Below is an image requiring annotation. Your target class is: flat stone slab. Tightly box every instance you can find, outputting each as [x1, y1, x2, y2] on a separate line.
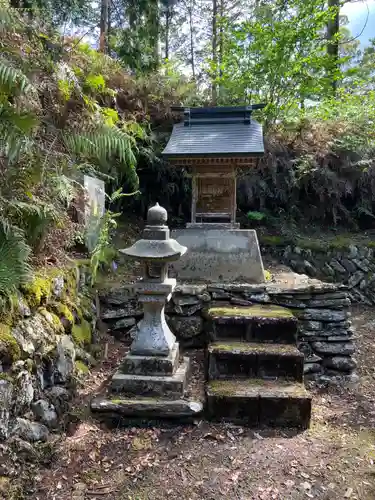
[208, 342, 304, 382]
[205, 305, 298, 344]
[206, 379, 311, 428]
[111, 357, 190, 398]
[91, 397, 203, 419]
[170, 229, 265, 283]
[120, 343, 180, 376]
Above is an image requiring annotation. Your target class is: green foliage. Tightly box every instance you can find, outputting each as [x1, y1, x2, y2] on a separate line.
[89, 188, 138, 285]
[72, 319, 92, 347]
[246, 211, 266, 221]
[215, 1, 333, 122]
[0, 323, 21, 365]
[0, 62, 32, 95]
[0, 222, 32, 301]
[84, 74, 106, 92]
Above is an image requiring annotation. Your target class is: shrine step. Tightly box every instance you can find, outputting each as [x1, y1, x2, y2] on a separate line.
[206, 379, 311, 428]
[111, 358, 190, 398]
[205, 305, 297, 344]
[207, 342, 304, 382]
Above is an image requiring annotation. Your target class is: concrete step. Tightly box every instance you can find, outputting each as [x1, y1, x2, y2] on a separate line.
[208, 342, 304, 382]
[206, 379, 311, 428]
[205, 305, 297, 344]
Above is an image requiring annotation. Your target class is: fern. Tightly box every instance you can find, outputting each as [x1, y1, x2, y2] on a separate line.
[8, 199, 60, 249]
[63, 125, 139, 188]
[0, 2, 21, 33]
[0, 61, 32, 95]
[0, 220, 32, 298]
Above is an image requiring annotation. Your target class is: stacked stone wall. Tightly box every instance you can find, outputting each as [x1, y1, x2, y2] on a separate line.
[0, 265, 96, 443]
[262, 240, 375, 304]
[101, 276, 356, 384]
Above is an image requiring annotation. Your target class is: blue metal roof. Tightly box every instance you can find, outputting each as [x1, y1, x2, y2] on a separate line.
[162, 106, 265, 158]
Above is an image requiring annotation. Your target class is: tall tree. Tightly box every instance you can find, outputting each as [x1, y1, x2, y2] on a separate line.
[212, 0, 218, 104]
[99, 0, 109, 53]
[327, 0, 340, 95]
[216, 0, 334, 122]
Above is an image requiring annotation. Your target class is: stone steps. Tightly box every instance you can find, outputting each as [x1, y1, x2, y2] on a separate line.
[206, 379, 311, 428]
[208, 342, 304, 382]
[205, 304, 298, 344]
[205, 305, 311, 428]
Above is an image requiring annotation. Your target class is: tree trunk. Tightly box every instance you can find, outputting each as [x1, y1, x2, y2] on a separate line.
[165, 8, 170, 60]
[218, 0, 224, 100]
[212, 0, 218, 105]
[99, 0, 109, 53]
[327, 0, 340, 95]
[188, 4, 195, 78]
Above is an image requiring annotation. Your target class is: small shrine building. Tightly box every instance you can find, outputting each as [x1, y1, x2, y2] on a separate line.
[162, 105, 265, 228]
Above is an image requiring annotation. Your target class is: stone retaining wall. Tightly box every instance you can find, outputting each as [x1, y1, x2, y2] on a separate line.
[262, 240, 375, 305]
[100, 273, 356, 384]
[0, 265, 96, 443]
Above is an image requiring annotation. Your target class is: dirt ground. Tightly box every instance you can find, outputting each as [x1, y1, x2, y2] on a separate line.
[4, 305, 369, 500]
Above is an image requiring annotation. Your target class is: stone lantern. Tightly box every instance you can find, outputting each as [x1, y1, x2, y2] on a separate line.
[110, 203, 190, 397]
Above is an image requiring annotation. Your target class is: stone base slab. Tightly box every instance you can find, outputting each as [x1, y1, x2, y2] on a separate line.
[170, 228, 265, 283]
[120, 343, 180, 376]
[91, 397, 203, 419]
[111, 357, 190, 397]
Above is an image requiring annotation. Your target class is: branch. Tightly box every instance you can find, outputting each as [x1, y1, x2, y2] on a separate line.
[340, 0, 370, 44]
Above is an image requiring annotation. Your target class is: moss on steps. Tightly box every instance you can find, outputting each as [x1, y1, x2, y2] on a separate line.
[206, 304, 294, 320]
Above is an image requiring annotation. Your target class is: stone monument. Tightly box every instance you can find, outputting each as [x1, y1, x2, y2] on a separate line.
[91, 203, 203, 419]
[83, 175, 106, 252]
[163, 105, 266, 283]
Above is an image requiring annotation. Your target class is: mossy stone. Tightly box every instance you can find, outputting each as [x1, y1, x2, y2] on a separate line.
[206, 304, 294, 319]
[38, 307, 64, 332]
[0, 323, 21, 365]
[72, 319, 92, 347]
[0, 372, 14, 382]
[75, 360, 89, 374]
[48, 302, 74, 324]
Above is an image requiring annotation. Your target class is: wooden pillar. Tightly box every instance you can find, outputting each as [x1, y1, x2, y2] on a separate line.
[191, 174, 197, 224]
[231, 175, 236, 226]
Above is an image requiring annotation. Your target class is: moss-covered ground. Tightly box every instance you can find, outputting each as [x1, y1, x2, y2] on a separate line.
[0, 305, 366, 499]
[258, 228, 375, 252]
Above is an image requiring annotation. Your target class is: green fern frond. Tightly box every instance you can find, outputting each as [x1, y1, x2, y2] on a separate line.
[0, 218, 32, 296]
[0, 2, 21, 33]
[63, 124, 139, 188]
[8, 199, 60, 248]
[0, 61, 32, 95]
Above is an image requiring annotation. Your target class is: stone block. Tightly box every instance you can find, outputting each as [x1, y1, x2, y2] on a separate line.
[168, 316, 204, 340]
[111, 357, 190, 398]
[120, 343, 180, 376]
[312, 341, 355, 356]
[323, 356, 357, 372]
[208, 343, 258, 379]
[206, 381, 259, 426]
[91, 397, 203, 419]
[259, 388, 311, 429]
[206, 305, 298, 344]
[208, 342, 304, 382]
[206, 379, 311, 428]
[298, 309, 349, 323]
[170, 228, 265, 283]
